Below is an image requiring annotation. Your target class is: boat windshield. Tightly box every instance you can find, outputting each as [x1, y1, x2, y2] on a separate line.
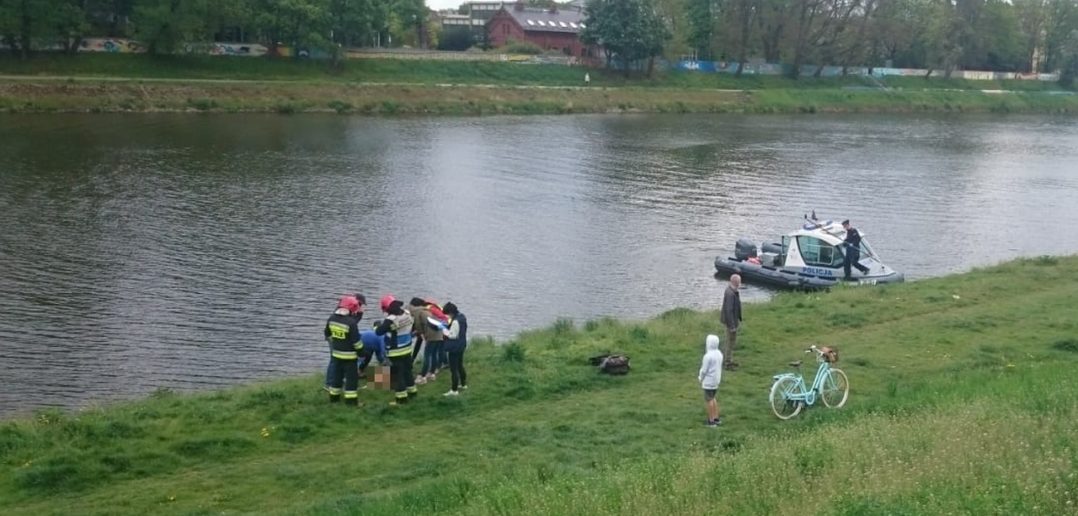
[797, 235, 844, 267]
[860, 239, 876, 259]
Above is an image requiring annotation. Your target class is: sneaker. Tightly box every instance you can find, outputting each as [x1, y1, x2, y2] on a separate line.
[714, 418, 723, 426]
[443, 390, 459, 397]
[461, 385, 469, 390]
[427, 373, 437, 382]
[705, 420, 718, 428]
[415, 376, 427, 385]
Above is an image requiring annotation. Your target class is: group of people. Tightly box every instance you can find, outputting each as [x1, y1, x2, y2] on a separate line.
[697, 272, 744, 428]
[323, 293, 468, 407]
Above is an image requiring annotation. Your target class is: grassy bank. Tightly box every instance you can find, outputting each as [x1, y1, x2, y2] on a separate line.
[2, 54, 1070, 91]
[1, 54, 1076, 115]
[2, 256, 1077, 515]
[3, 78, 1078, 116]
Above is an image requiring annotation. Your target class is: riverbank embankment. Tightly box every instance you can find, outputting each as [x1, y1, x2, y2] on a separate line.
[1, 256, 1076, 514]
[2, 54, 1076, 115]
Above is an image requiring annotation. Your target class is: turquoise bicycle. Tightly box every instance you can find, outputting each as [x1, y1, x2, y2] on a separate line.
[769, 345, 849, 420]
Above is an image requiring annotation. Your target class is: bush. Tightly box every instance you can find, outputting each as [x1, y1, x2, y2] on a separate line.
[502, 341, 527, 363]
[497, 40, 543, 55]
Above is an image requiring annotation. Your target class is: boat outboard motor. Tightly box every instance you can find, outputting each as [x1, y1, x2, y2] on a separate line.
[734, 238, 758, 260]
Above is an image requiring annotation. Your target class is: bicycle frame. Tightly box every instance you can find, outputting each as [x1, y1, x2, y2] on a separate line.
[772, 359, 831, 407]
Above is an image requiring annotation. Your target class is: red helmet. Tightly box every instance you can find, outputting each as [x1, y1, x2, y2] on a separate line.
[338, 296, 360, 314]
[379, 294, 396, 312]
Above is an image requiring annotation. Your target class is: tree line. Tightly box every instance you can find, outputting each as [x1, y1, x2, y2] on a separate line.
[583, 0, 1078, 81]
[0, 0, 431, 57]
[3, 0, 1077, 84]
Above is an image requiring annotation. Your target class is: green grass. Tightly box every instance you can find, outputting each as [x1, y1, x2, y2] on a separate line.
[2, 256, 1078, 514]
[0, 53, 1072, 92]
[2, 54, 1076, 115]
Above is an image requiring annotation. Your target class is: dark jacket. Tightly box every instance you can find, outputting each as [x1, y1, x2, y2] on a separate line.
[324, 310, 361, 359]
[843, 227, 862, 249]
[720, 286, 742, 329]
[444, 312, 468, 353]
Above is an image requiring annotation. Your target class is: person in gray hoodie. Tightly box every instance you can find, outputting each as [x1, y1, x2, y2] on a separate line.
[698, 334, 724, 427]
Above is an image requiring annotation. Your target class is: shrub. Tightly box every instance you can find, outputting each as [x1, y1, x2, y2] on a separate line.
[502, 341, 527, 363]
[497, 40, 543, 55]
[327, 99, 353, 113]
[552, 318, 573, 335]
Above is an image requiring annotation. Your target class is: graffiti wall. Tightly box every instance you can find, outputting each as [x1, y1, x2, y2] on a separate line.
[676, 60, 1061, 81]
[78, 38, 144, 53]
[207, 43, 269, 57]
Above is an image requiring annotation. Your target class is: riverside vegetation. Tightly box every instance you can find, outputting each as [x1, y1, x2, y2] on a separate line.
[1, 256, 1076, 514]
[1, 54, 1077, 115]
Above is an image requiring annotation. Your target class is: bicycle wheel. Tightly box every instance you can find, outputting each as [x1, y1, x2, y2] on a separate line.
[769, 376, 803, 420]
[820, 368, 849, 408]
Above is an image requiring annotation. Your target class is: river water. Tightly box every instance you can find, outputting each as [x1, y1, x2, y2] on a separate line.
[1, 113, 1076, 417]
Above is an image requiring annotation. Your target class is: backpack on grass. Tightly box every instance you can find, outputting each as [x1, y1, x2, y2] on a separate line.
[589, 354, 631, 375]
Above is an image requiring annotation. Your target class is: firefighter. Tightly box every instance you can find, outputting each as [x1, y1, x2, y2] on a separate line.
[375, 294, 417, 405]
[324, 295, 363, 405]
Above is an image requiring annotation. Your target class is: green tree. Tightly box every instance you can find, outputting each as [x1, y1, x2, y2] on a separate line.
[684, 0, 715, 59]
[251, 0, 331, 53]
[581, 0, 672, 76]
[131, 0, 214, 55]
[0, 0, 87, 58]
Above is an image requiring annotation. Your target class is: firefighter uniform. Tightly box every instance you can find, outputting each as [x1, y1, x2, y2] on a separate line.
[324, 300, 362, 405]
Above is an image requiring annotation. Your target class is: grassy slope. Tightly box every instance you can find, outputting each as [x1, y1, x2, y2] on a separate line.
[1, 54, 1076, 115]
[1, 256, 1077, 515]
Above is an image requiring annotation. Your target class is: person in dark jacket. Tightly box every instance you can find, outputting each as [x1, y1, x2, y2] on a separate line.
[841, 219, 871, 280]
[720, 274, 742, 371]
[324, 296, 363, 405]
[440, 302, 468, 396]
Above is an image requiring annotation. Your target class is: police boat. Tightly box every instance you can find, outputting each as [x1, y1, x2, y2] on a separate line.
[714, 217, 904, 290]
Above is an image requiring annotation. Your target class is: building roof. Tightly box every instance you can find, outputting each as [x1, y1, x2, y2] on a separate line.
[501, 6, 586, 33]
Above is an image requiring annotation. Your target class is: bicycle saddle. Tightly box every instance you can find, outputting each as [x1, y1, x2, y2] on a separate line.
[788, 360, 803, 368]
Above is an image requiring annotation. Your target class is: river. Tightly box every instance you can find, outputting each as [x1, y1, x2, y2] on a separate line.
[1, 113, 1076, 417]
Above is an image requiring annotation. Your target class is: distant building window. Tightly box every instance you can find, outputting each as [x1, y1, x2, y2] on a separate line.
[558, 21, 567, 28]
[569, 22, 578, 28]
[527, 19, 535, 26]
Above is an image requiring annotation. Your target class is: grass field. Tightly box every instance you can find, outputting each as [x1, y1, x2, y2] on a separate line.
[1, 54, 1076, 115]
[1, 255, 1076, 515]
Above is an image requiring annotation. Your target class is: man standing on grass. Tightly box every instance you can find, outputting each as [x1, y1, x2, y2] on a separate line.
[698, 334, 723, 427]
[720, 274, 742, 370]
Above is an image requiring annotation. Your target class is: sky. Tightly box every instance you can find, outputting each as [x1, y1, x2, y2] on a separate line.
[428, 0, 465, 11]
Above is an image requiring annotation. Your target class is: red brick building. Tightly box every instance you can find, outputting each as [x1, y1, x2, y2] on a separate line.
[487, 2, 597, 58]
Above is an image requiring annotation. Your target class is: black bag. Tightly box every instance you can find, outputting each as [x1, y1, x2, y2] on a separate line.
[599, 354, 631, 375]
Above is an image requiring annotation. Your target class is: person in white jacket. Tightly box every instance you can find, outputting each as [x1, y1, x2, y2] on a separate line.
[698, 334, 724, 427]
